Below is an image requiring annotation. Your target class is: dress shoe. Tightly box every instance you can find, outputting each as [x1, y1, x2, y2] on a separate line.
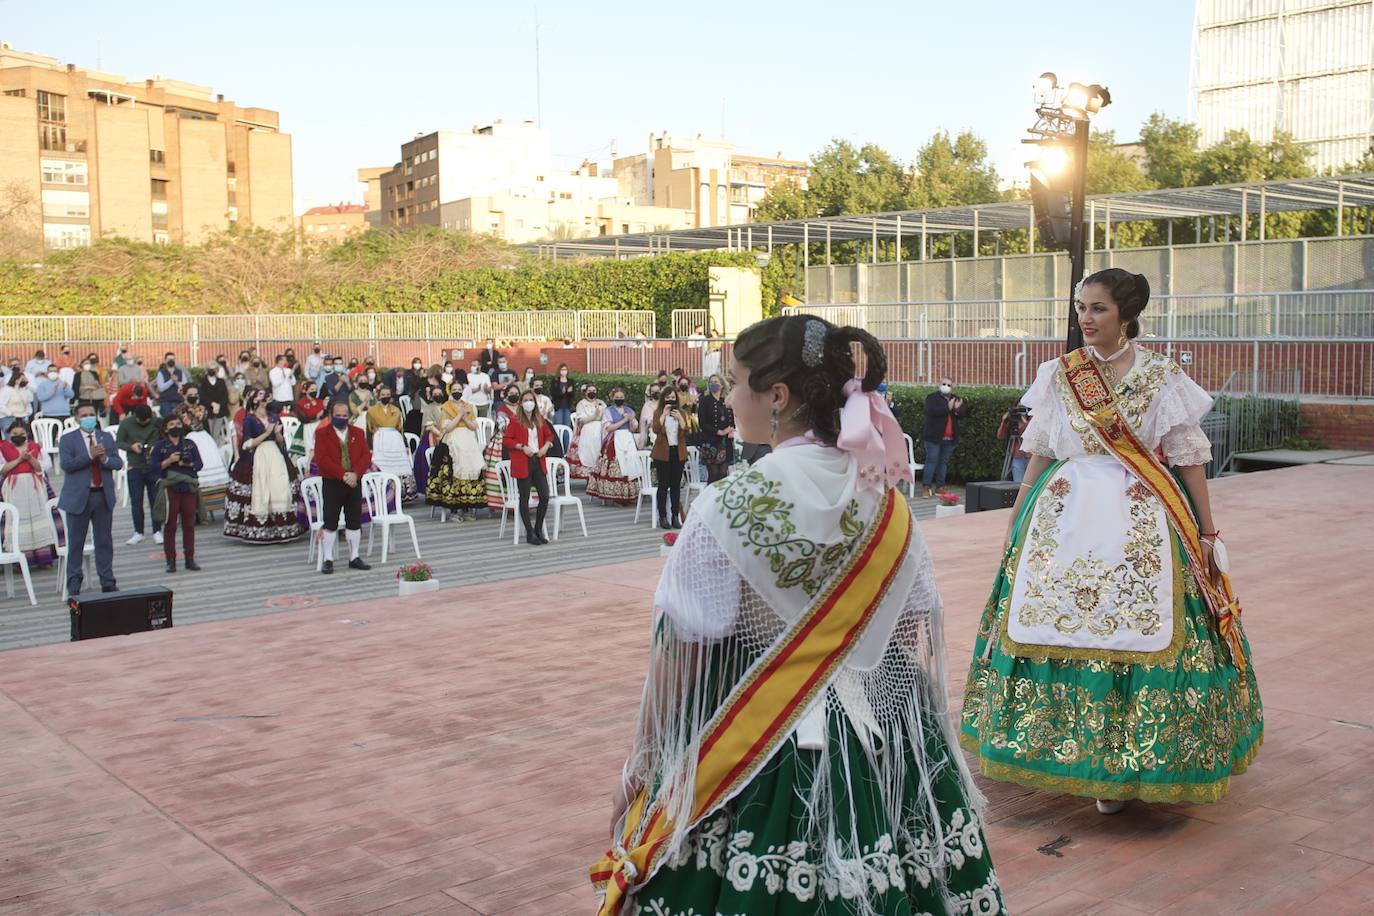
[321, 559, 334, 575]
[348, 557, 372, 571]
[101, 584, 118, 593]
[659, 519, 672, 530]
[165, 559, 177, 573]
[184, 558, 202, 572]
[1095, 799, 1126, 815]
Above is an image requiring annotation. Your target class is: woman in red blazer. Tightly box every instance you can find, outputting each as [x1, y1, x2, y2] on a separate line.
[501, 390, 555, 545]
[313, 399, 373, 573]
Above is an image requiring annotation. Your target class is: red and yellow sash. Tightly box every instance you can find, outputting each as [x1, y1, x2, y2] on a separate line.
[590, 489, 913, 915]
[1059, 349, 1248, 677]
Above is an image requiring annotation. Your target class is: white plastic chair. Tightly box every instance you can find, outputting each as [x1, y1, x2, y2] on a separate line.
[684, 445, 706, 505]
[0, 501, 36, 606]
[32, 418, 65, 462]
[902, 434, 925, 496]
[398, 394, 413, 415]
[300, 476, 325, 570]
[114, 449, 130, 508]
[404, 432, 420, 459]
[544, 457, 587, 540]
[361, 472, 420, 563]
[476, 417, 495, 450]
[633, 449, 658, 525]
[495, 460, 531, 544]
[552, 423, 573, 452]
[46, 497, 94, 601]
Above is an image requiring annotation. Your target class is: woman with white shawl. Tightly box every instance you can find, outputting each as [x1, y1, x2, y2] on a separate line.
[586, 386, 643, 505]
[593, 316, 1002, 916]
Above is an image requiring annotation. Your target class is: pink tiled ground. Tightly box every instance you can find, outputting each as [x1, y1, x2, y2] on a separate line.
[1, 463, 1370, 915]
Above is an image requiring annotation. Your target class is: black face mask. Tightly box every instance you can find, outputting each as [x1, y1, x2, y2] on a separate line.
[10, 435, 26, 445]
[613, 398, 626, 406]
[506, 394, 520, 404]
[379, 396, 391, 403]
[432, 392, 448, 404]
[186, 395, 199, 403]
[678, 383, 690, 391]
[663, 399, 677, 408]
[166, 428, 182, 439]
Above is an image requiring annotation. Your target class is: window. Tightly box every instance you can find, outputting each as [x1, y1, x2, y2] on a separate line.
[150, 149, 165, 165]
[41, 159, 87, 185]
[622, 224, 630, 234]
[2, 88, 24, 98]
[153, 231, 169, 245]
[37, 90, 66, 123]
[39, 123, 67, 151]
[226, 161, 236, 176]
[43, 223, 90, 249]
[228, 206, 238, 222]
[150, 179, 168, 199]
[41, 189, 90, 218]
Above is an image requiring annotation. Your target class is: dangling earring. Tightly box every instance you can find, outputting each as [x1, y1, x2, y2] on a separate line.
[769, 406, 780, 445]
[1116, 328, 1129, 350]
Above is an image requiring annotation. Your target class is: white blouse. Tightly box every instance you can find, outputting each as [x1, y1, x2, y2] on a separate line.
[1019, 347, 1215, 467]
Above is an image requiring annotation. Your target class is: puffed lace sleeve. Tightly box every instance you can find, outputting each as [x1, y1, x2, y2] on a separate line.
[1146, 364, 1215, 466]
[653, 512, 740, 641]
[1017, 359, 1063, 460]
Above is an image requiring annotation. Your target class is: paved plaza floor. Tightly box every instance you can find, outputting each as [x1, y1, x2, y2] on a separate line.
[0, 463, 1370, 914]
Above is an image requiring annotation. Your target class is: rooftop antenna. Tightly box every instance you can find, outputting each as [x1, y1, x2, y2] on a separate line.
[534, 6, 543, 127]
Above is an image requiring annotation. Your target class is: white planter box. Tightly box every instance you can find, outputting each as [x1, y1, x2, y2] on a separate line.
[934, 504, 964, 519]
[659, 543, 674, 557]
[398, 578, 440, 596]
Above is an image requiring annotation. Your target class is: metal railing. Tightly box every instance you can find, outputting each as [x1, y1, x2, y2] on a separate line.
[586, 338, 724, 378]
[786, 290, 1374, 340]
[670, 309, 711, 339]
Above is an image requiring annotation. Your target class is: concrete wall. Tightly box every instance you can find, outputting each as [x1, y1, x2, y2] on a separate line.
[92, 105, 152, 242]
[0, 95, 41, 254]
[174, 118, 229, 244]
[246, 129, 293, 232]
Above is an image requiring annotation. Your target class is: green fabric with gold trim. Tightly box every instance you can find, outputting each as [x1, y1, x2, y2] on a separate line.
[632, 703, 1003, 916]
[960, 462, 1263, 804]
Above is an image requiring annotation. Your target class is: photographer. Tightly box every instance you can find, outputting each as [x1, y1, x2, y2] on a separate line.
[150, 415, 203, 573]
[921, 376, 969, 498]
[997, 404, 1033, 484]
[650, 388, 688, 529]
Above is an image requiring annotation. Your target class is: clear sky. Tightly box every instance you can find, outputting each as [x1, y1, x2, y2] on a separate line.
[4, 0, 1198, 214]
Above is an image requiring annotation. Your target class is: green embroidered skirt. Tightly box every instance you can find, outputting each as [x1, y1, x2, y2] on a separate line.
[960, 464, 1263, 804]
[629, 708, 1004, 916]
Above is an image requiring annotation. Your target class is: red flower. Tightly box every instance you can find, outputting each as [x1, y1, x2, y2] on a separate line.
[662, 532, 677, 546]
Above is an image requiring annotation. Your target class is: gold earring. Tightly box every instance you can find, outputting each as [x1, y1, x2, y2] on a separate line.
[769, 407, 780, 444]
[1117, 328, 1128, 350]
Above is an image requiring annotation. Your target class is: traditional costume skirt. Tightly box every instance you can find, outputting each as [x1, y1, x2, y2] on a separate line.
[628, 701, 1003, 915]
[586, 429, 641, 505]
[960, 458, 1263, 804]
[427, 428, 486, 510]
[188, 430, 228, 518]
[413, 430, 435, 494]
[224, 446, 305, 544]
[568, 419, 600, 481]
[1, 473, 59, 567]
[372, 428, 419, 504]
[482, 429, 506, 511]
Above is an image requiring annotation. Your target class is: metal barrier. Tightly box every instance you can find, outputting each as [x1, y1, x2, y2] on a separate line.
[786, 290, 1374, 340]
[585, 339, 724, 378]
[670, 309, 711, 340]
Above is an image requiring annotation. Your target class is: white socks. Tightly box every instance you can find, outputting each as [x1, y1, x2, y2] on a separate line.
[345, 529, 361, 561]
[321, 529, 338, 562]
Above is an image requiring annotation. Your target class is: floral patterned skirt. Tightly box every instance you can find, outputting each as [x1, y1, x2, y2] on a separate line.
[223, 456, 306, 544]
[587, 456, 639, 505]
[628, 711, 1003, 916]
[960, 465, 1264, 804]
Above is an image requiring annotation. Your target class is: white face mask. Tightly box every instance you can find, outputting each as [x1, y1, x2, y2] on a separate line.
[47, 373, 58, 381]
[939, 384, 952, 395]
[442, 373, 454, 383]
[522, 401, 536, 413]
[82, 363, 93, 371]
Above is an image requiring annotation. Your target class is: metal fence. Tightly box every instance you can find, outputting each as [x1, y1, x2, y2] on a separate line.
[806, 234, 1374, 307]
[785, 290, 1374, 340]
[0, 310, 658, 368]
[670, 309, 711, 339]
[586, 339, 724, 378]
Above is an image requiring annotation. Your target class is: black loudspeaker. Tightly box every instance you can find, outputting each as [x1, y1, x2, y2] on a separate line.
[70, 586, 174, 641]
[964, 481, 1021, 513]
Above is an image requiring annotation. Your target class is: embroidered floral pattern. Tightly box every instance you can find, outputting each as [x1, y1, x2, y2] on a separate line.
[655, 809, 999, 912]
[1014, 474, 1166, 640]
[714, 468, 864, 597]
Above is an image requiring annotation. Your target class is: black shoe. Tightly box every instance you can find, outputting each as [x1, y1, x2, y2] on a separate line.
[185, 558, 201, 572]
[671, 518, 683, 529]
[533, 532, 549, 545]
[659, 519, 672, 530]
[348, 557, 372, 571]
[165, 559, 177, 573]
[101, 584, 118, 593]
[321, 559, 334, 575]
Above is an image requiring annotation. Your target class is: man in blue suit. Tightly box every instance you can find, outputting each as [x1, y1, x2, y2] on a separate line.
[58, 404, 124, 597]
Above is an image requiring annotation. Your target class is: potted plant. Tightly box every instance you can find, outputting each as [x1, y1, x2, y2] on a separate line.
[934, 492, 964, 519]
[396, 561, 439, 595]
[660, 531, 677, 558]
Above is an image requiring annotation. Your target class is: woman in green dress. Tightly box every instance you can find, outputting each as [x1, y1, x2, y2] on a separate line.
[960, 268, 1262, 814]
[594, 315, 1002, 916]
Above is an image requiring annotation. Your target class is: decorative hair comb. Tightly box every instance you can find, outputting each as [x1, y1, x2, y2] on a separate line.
[801, 319, 827, 368]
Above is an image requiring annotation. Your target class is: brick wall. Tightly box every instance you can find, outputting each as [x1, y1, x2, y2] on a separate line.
[1299, 401, 1374, 450]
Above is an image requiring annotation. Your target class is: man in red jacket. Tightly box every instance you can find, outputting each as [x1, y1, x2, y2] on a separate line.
[110, 382, 151, 420]
[313, 399, 373, 574]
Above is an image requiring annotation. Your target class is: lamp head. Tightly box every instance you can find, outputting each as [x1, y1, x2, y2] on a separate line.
[1061, 82, 1091, 120]
[1034, 72, 1058, 96]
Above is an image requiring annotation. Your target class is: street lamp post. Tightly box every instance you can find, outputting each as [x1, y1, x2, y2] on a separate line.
[1024, 74, 1111, 352]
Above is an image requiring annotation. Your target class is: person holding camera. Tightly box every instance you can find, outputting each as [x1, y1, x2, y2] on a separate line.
[156, 353, 190, 417]
[920, 376, 969, 498]
[150, 415, 203, 573]
[997, 404, 1033, 483]
[650, 388, 687, 529]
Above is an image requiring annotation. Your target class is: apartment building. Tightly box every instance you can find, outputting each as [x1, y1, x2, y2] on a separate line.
[613, 133, 809, 228]
[300, 203, 366, 244]
[0, 40, 293, 250]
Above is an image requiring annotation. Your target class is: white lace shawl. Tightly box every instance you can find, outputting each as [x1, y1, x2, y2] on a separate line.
[626, 444, 980, 913]
[1020, 347, 1215, 467]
